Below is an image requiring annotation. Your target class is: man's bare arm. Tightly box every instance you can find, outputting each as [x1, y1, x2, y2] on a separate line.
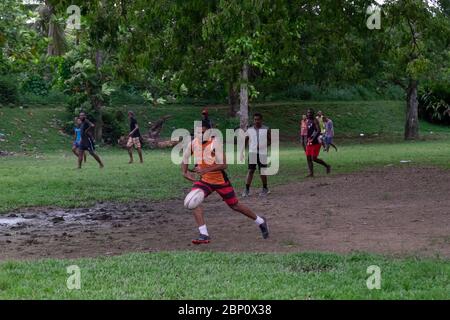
[181, 142, 196, 181]
[129, 124, 139, 136]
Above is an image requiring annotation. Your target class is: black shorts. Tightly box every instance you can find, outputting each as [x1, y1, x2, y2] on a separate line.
[80, 138, 95, 152]
[248, 153, 268, 171]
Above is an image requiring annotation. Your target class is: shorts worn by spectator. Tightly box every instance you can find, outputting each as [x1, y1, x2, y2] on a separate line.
[127, 137, 141, 149]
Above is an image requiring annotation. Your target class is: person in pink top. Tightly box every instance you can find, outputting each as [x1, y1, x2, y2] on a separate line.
[300, 114, 308, 151]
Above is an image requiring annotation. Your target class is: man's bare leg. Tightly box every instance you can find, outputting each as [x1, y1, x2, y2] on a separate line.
[229, 203, 257, 220]
[259, 174, 270, 196]
[313, 157, 330, 174]
[78, 150, 85, 169]
[72, 146, 79, 158]
[242, 169, 255, 197]
[229, 203, 269, 239]
[330, 143, 338, 152]
[193, 206, 206, 227]
[128, 148, 133, 164]
[137, 147, 143, 163]
[306, 156, 314, 177]
[89, 151, 104, 168]
[245, 170, 255, 187]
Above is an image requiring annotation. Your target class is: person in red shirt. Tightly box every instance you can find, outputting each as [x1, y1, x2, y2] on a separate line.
[305, 109, 331, 177]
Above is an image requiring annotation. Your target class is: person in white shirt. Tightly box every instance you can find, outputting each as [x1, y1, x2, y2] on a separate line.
[242, 113, 271, 197]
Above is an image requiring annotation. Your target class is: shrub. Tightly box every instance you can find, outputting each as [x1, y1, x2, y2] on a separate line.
[0, 76, 19, 104]
[419, 83, 450, 125]
[21, 74, 50, 96]
[110, 89, 145, 106]
[19, 90, 68, 106]
[101, 109, 127, 145]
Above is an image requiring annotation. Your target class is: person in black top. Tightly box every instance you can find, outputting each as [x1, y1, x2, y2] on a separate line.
[78, 112, 104, 169]
[305, 108, 330, 177]
[201, 108, 214, 128]
[127, 111, 144, 164]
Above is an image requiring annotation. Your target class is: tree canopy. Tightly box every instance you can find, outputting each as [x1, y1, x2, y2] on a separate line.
[1, 0, 449, 139]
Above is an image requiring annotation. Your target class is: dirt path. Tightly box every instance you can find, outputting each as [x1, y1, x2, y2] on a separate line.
[1, 167, 449, 261]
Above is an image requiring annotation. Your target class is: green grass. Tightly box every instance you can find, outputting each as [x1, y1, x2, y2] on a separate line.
[2, 101, 449, 153]
[0, 106, 68, 152]
[1, 139, 450, 213]
[1, 101, 449, 300]
[1, 99, 450, 213]
[0, 252, 448, 299]
[116, 100, 450, 141]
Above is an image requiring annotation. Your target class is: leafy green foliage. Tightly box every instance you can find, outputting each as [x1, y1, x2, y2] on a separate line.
[21, 74, 50, 96]
[0, 0, 46, 74]
[419, 83, 450, 124]
[0, 75, 19, 104]
[64, 58, 113, 118]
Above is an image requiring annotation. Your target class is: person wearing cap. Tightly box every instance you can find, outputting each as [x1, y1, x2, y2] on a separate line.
[202, 109, 214, 129]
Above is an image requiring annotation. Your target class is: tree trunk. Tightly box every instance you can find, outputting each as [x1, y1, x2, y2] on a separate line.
[94, 112, 103, 142]
[46, 3, 66, 57]
[228, 82, 239, 117]
[404, 79, 419, 140]
[93, 50, 104, 142]
[239, 63, 249, 130]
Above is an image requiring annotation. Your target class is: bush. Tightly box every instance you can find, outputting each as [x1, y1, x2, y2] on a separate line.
[256, 81, 404, 102]
[101, 109, 127, 145]
[110, 89, 145, 106]
[285, 84, 314, 100]
[19, 90, 68, 106]
[0, 76, 19, 104]
[419, 83, 450, 125]
[21, 74, 50, 96]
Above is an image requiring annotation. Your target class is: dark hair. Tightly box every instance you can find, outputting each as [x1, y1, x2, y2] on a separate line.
[253, 112, 263, 119]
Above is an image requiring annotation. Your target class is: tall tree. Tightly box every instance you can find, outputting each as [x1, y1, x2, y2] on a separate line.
[0, 0, 44, 74]
[202, 0, 298, 128]
[381, 0, 450, 139]
[36, 1, 67, 57]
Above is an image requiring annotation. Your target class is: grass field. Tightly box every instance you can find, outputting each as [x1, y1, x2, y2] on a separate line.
[1, 101, 449, 153]
[1, 139, 450, 213]
[0, 252, 449, 299]
[1, 101, 449, 300]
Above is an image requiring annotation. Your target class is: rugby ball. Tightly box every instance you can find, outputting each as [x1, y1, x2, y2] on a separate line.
[184, 189, 205, 210]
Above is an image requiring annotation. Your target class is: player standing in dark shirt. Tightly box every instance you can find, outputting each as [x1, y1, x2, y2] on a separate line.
[127, 111, 144, 164]
[78, 112, 104, 169]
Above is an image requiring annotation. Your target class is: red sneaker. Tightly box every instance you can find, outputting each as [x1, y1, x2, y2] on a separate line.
[192, 234, 211, 245]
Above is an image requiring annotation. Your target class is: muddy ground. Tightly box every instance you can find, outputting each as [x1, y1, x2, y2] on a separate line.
[1, 167, 449, 261]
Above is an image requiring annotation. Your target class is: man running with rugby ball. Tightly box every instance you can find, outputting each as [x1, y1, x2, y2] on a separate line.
[181, 120, 269, 244]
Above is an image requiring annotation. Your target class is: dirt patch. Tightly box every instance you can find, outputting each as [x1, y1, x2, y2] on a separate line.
[1, 166, 449, 261]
